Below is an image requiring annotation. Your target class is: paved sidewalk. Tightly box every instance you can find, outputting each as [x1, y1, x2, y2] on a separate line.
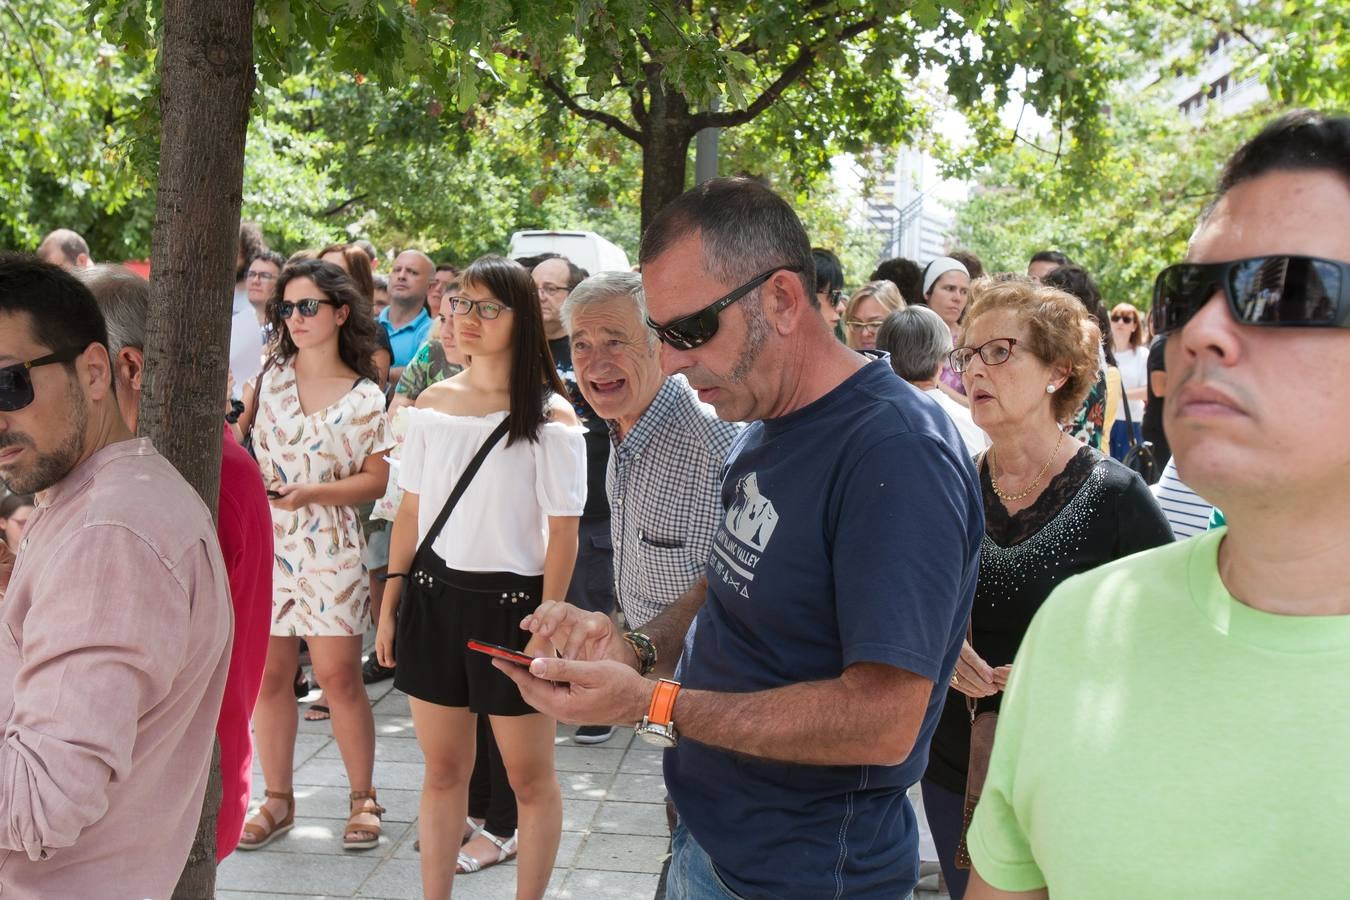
[218, 677, 669, 899]
[220, 675, 951, 899]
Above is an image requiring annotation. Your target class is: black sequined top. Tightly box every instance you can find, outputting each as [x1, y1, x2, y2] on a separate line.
[924, 445, 1173, 794]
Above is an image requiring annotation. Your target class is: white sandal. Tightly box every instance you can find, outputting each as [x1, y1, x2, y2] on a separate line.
[456, 829, 517, 874]
[413, 816, 484, 854]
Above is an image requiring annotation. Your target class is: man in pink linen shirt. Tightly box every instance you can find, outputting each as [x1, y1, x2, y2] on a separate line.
[0, 254, 232, 897]
[82, 263, 274, 861]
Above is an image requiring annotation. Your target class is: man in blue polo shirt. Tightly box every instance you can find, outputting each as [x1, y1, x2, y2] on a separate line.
[379, 249, 433, 381]
[503, 178, 982, 899]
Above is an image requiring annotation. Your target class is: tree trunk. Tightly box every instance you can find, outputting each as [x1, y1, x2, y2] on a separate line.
[173, 739, 223, 900]
[639, 87, 697, 234]
[141, 1, 256, 896]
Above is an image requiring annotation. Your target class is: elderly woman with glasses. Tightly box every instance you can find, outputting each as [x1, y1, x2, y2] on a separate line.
[842, 280, 905, 351]
[918, 277, 1172, 899]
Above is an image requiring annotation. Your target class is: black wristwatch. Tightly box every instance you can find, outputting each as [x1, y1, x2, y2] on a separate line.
[623, 630, 658, 676]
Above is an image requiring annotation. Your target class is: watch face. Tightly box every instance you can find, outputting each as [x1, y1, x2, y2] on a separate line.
[638, 727, 677, 748]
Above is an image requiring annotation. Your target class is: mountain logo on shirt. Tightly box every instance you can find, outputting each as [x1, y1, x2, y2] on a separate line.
[725, 472, 778, 550]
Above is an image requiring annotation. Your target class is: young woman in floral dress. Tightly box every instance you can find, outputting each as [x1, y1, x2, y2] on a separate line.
[237, 258, 393, 852]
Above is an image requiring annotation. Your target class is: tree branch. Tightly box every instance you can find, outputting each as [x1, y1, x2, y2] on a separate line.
[731, 0, 837, 55]
[692, 15, 880, 130]
[2, 5, 54, 112]
[539, 74, 643, 142]
[319, 193, 369, 217]
[1174, 2, 1266, 53]
[491, 42, 644, 141]
[629, 85, 649, 128]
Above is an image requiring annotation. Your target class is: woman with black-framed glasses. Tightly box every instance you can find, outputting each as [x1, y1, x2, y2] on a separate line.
[374, 255, 584, 899]
[237, 259, 394, 854]
[920, 277, 1171, 898]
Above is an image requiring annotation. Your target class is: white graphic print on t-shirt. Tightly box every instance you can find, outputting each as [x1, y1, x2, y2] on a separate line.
[712, 472, 779, 598]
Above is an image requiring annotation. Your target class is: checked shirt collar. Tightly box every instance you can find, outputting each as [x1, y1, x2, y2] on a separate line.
[608, 375, 687, 456]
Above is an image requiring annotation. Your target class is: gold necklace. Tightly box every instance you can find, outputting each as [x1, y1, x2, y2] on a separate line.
[989, 429, 1066, 503]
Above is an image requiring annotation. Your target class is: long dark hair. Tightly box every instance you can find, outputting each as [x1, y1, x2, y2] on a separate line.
[459, 255, 566, 446]
[267, 259, 380, 384]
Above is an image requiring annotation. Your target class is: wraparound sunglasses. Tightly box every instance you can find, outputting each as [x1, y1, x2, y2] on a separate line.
[1151, 255, 1348, 333]
[646, 265, 804, 350]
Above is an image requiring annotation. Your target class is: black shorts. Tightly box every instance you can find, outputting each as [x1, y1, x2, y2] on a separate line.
[393, 553, 543, 716]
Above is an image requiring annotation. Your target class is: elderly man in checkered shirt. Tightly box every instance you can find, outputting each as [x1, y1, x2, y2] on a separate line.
[561, 272, 742, 631]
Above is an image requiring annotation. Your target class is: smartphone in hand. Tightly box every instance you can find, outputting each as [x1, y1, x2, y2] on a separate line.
[466, 640, 536, 668]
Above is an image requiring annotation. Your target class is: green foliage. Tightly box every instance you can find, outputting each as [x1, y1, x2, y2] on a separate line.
[239, 72, 646, 262]
[954, 98, 1275, 305]
[1142, 0, 1350, 109]
[0, 0, 157, 260]
[14, 0, 1342, 276]
[267, 1, 1145, 207]
[952, 0, 1349, 306]
[2, 0, 885, 268]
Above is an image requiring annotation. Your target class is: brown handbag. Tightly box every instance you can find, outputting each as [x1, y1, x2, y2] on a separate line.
[955, 622, 998, 870]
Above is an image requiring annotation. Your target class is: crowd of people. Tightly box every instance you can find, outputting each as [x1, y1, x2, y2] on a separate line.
[0, 107, 1345, 900]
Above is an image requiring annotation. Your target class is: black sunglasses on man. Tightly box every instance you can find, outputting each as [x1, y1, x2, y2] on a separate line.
[1151, 254, 1348, 334]
[647, 265, 804, 350]
[0, 347, 85, 412]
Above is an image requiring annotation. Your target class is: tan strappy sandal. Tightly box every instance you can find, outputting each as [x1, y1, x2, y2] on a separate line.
[344, 788, 385, 851]
[238, 789, 295, 850]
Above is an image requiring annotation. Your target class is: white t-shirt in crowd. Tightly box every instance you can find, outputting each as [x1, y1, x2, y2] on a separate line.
[398, 407, 587, 575]
[925, 388, 990, 457]
[229, 287, 262, 400]
[1115, 345, 1149, 422]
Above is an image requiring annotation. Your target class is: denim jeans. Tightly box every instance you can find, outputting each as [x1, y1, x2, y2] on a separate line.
[667, 822, 747, 900]
[667, 819, 917, 900]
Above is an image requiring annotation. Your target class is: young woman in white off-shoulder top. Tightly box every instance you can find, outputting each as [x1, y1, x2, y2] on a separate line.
[376, 255, 585, 900]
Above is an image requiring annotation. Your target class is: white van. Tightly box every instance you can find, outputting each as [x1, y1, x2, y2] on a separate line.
[507, 230, 632, 275]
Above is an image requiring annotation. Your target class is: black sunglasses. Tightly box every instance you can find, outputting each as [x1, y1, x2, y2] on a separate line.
[0, 347, 85, 412]
[646, 265, 804, 350]
[277, 298, 342, 319]
[1151, 255, 1348, 334]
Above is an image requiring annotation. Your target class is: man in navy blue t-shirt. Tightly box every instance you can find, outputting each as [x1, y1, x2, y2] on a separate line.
[500, 177, 983, 899]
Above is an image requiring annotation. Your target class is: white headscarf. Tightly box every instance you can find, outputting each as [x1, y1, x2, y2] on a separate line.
[922, 257, 970, 297]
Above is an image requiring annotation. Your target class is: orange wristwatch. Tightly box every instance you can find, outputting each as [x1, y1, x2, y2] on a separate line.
[636, 678, 681, 748]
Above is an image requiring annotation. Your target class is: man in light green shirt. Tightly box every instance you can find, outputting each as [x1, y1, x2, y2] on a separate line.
[967, 110, 1350, 898]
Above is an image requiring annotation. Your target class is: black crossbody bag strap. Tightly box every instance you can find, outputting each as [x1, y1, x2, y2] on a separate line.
[414, 417, 510, 561]
[1121, 375, 1139, 447]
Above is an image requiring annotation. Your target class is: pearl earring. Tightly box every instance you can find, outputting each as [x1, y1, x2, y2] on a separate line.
[1046, 384, 1057, 394]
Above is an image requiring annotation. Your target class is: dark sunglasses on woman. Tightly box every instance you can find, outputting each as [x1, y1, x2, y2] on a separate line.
[1151, 255, 1348, 333]
[277, 298, 341, 319]
[647, 265, 803, 350]
[0, 347, 84, 411]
